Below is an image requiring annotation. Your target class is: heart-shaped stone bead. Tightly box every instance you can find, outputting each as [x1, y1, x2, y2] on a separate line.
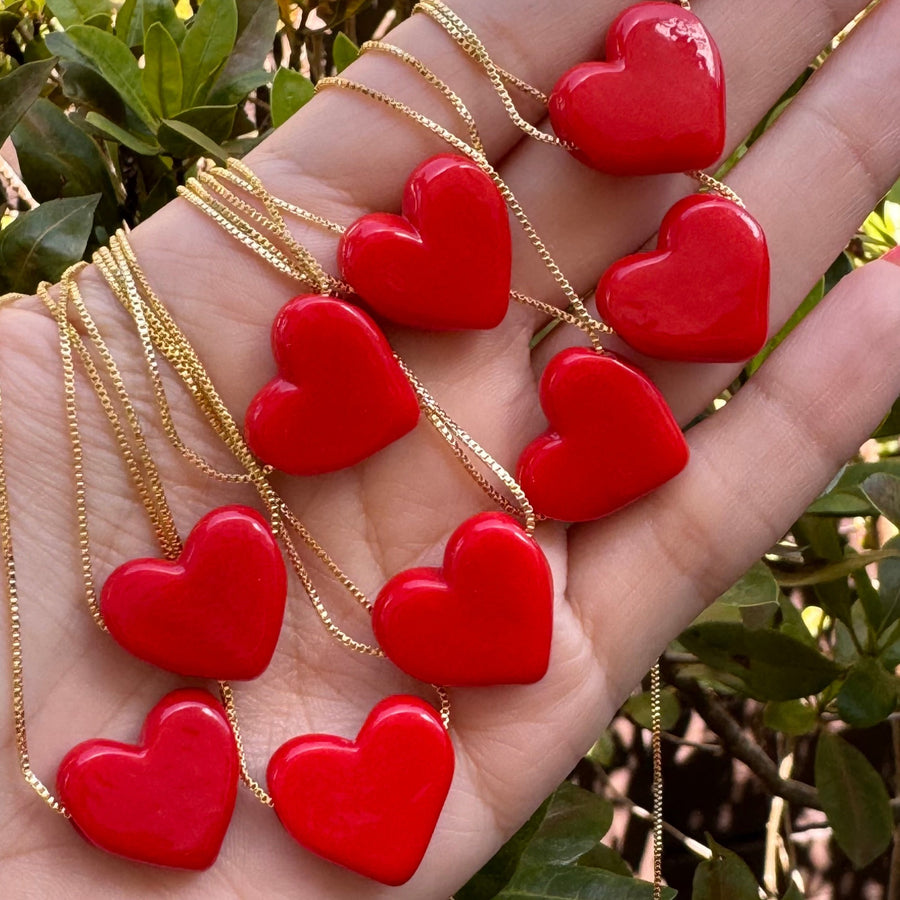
[549, 2, 725, 175]
[373, 512, 553, 686]
[517, 348, 689, 522]
[101, 506, 286, 680]
[244, 295, 420, 475]
[339, 154, 511, 330]
[56, 689, 238, 870]
[268, 696, 454, 885]
[597, 194, 770, 362]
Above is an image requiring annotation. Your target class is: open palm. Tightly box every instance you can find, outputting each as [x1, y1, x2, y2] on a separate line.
[1, 0, 900, 897]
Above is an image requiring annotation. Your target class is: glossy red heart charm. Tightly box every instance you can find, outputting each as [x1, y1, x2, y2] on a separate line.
[338, 154, 512, 330]
[56, 689, 238, 870]
[517, 348, 689, 522]
[597, 194, 770, 362]
[101, 506, 287, 680]
[549, 2, 725, 175]
[244, 295, 420, 475]
[268, 696, 454, 886]
[372, 512, 553, 686]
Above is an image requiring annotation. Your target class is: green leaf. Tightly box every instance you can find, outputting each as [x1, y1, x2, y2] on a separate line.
[747, 277, 825, 375]
[117, 0, 185, 47]
[622, 688, 680, 731]
[332, 30, 359, 72]
[815, 731, 892, 868]
[179, 0, 237, 107]
[0, 194, 100, 294]
[271, 67, 314, 127]
[777, 596, 816, 647]
[158, 116, 227, 161]
[458, 784, 615, 900]
[791, 516, 853, 625]
[46, 0, 109, 27]
[85, 110, 160, 154]
[878, 535, 900, 631]
[874, 395, 900, 439]
[142, 22, 182, 117]
[497, 864, 675, 900]
[456, 795, 547, 900]
[781, 882, 805, 900]
[808, 461, 900, 517]
[773, 549, 900, 587]
[717, 561, 779, 607]
[861, 472, 900, 527]
[519, 783, 614, 866]
[208, 0, 276, 102]
[11, 98, 118, 229]
[679, 622, 842, 700]
[47, 25, 157, 127]
[171, 103, 235, 142]
[763, 699, 818, 736]
[836, 657, 897, 728]
[577, 844, 631, 878]
[0, 58, 57, 147]
[692, 840, 760, 900]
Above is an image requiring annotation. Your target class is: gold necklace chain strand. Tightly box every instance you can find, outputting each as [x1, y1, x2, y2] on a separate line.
[396, 356, 536, 533]
[413, 0, 567, 148]
[0, 374, 70, 816]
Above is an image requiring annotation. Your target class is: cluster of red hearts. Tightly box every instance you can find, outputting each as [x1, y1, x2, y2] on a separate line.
[52, 0, 770, 889]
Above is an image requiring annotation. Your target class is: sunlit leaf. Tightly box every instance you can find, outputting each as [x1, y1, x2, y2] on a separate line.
[179, 0, 238, 107]
[271, 67, 314, 127]
[46, 25, 157, 127]
[142, 21, 183, 117]
[46, 0, 108, 27]
[85, 110, 160, 154]
[332, 30, 358, 72]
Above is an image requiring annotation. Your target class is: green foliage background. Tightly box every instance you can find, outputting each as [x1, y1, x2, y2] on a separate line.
[2, 2, 900, 898]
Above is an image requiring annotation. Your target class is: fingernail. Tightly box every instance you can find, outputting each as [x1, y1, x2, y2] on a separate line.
[883, 245, 900, 267]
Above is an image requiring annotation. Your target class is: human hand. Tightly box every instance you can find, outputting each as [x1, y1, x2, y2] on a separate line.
[1, 0, 899, 897]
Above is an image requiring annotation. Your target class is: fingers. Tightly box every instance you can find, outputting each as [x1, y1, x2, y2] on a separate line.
[529, 0, 900, 424]
[567, 255, 900, 705]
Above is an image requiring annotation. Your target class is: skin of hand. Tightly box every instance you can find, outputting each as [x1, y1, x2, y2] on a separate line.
[0, 0, 899, 897]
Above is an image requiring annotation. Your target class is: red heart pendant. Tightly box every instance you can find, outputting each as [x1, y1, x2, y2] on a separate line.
[372, 512, 553, 686]
[517, 348, 689, 522]
[56, 689, 239, 870]
[268, 696, 454, 886]
[101, 506, 287, 680]
[549, 2, 725, 175]
[244, 295, 420, 475]
[338, 154, 512, 330]
[597, 194, 770, 362]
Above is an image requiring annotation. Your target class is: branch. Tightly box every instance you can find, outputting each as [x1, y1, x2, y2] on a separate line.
[665, 664, 900, 822]
[666, 666, 821, 809]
